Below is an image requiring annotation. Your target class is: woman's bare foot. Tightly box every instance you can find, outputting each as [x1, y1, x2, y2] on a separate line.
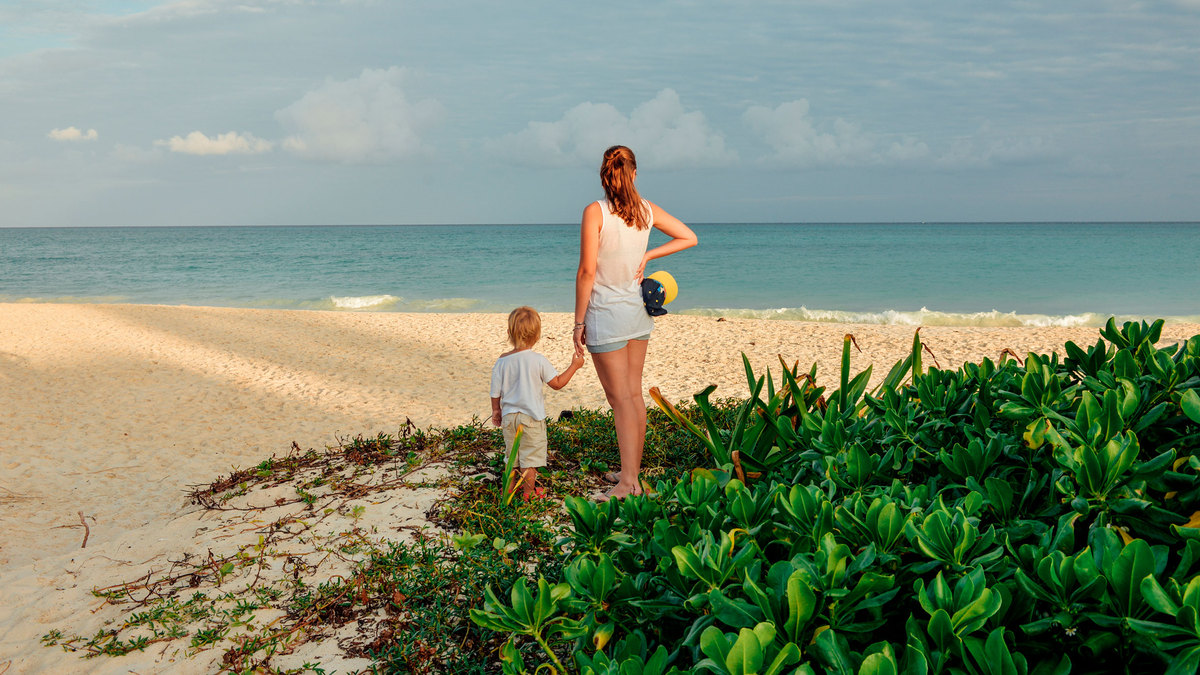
[596, 481, 643, 502]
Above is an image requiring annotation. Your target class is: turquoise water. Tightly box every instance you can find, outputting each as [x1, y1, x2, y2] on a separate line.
[1, 223, 1197, 326]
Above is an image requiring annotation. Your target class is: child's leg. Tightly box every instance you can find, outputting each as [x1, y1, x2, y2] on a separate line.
[517, 415, 549, 498]
[518, 467, 538, 496]
[501, 413, 525, 496]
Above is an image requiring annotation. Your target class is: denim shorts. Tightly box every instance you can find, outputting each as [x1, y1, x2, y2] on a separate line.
[587, 333, 650, 354]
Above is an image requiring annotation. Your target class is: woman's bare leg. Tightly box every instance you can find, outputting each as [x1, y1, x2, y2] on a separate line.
[625, 339, 649, 477]
[592, 339, 649, 499]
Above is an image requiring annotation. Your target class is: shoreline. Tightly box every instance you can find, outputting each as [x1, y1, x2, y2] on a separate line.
[8, 298, 1200, 328]
[2, 302, 1198, 672]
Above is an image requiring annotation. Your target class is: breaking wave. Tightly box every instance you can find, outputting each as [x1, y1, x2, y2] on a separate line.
[681, 306, 1200, 327]
[328, 294, 403, 311]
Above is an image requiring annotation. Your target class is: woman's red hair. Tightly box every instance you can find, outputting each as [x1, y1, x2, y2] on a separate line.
[600, 145, 649, 230]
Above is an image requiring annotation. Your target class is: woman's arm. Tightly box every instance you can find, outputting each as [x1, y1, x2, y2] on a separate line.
[573, 202, 601, 354]
[638, 201, 698, 277]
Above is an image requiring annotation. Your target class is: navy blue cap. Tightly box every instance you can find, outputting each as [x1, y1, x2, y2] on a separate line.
[641, 278, 668, 316]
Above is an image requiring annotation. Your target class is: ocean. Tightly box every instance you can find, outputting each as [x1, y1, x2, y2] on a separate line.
[1, 222, 1197, 326]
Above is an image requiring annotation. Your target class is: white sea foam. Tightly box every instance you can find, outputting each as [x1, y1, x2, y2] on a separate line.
[681, 306, 1200, 328]
[325, 295, 483, 311]
[328, 294, 403, 310]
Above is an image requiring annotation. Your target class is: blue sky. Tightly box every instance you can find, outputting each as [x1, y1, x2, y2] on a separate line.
[1, 0, 1198, 226]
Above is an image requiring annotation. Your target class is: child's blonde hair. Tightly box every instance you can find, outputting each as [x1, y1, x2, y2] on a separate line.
[507, 306, 541, 349]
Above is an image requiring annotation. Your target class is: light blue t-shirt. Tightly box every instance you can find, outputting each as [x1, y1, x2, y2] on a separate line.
[490, 350, 558, 420]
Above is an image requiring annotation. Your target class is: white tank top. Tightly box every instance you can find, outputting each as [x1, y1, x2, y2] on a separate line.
[585, 199, 656, 346]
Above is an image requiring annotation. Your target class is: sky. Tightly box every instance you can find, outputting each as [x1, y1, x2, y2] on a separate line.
[1, 0, 1198, 227]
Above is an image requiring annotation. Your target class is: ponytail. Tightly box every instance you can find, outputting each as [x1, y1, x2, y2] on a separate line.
[599, 145, 649, 230]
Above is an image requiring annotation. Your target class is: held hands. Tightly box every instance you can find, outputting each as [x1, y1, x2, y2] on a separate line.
[572, 324, 586, 355]
[570, 350, 585, 370]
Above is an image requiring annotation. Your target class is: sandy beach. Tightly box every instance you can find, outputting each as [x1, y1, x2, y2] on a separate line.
[2, 302, 1198, 673]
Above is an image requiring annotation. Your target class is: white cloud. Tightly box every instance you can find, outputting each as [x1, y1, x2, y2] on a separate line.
[936, 125, 1058, 168]
[112, 0, 283, 25]
[48, 127, 98, 141]
[275, 67, 443, 163]
[743, 99, 928, 167]
[153, 131, 273, 155]
[885, 137, 933, 163]
[743, 102, 1056, 171]
[487, 89, 736, 169]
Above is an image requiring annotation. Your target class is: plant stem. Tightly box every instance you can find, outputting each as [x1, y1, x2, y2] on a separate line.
[533, 630, 569, 673]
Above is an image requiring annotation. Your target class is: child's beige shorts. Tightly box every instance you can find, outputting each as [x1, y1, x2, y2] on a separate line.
[502, 412, 548, 468]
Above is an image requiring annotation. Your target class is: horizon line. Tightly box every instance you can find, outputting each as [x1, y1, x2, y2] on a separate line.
[3, 220, 1200, 230]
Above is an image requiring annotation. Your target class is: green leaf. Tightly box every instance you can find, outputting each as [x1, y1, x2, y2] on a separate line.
[672, 545, 708, 584]
[859, 652, 899, 675]
[912, 331, 923, 377]
[709, 589, 762, 629]
[649, 387, 726, 463]
[952, 588, 1002, 635]
[499, 639, 525, 671]
[1029, 654, 1071, 675]
[451, 532, 487, 551]
[510, 578, 535, 625]
[927, 609, 954, 649]
[1182, 389, 1200, 424]
[695, 385, 732, 462]
[501, 426, 524, 502]
[785, 571, 816, 643]
[813, 628, 855, 675]
[751, 621, 776, 649]
[983, 628, 1020, 675]
[838, 334, 852, 413]
[591, 621, 614, 652]
[593, 554, 616, 601]
[725, 627, 765, 675]
[1108, 538, 1156, 618]
[1130, 449, 1176, 482]
[1182, 576, 1200, 612]
[1166, 645, 1200, 675]
[468, 608, 514, 633]
[699, 625, 732, 666]
[763, 643, 802, 675]
[1141, 575, 1180, 617]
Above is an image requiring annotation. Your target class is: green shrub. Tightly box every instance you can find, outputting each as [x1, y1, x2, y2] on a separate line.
[474, 319, 1200, 674]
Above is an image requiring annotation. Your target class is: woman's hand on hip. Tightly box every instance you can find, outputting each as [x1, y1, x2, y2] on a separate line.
[635, 254, 649, 282]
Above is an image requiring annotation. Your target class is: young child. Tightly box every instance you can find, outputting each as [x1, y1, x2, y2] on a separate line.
[490, 306, 585, 499]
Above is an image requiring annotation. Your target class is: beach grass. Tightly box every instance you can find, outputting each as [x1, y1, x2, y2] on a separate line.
[39, 400, 740, 673]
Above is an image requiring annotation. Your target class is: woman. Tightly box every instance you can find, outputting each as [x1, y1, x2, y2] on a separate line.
[572, 145, 698, 500]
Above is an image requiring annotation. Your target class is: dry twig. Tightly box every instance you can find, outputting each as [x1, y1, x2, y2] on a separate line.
[922, 343, 942, 369]
[78, 511, 90, 549]
[845, 333, 863, 353]
[999, 348, 1024, 365]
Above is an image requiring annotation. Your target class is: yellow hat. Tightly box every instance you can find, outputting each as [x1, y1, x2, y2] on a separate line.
[646, 270, 678, 305]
